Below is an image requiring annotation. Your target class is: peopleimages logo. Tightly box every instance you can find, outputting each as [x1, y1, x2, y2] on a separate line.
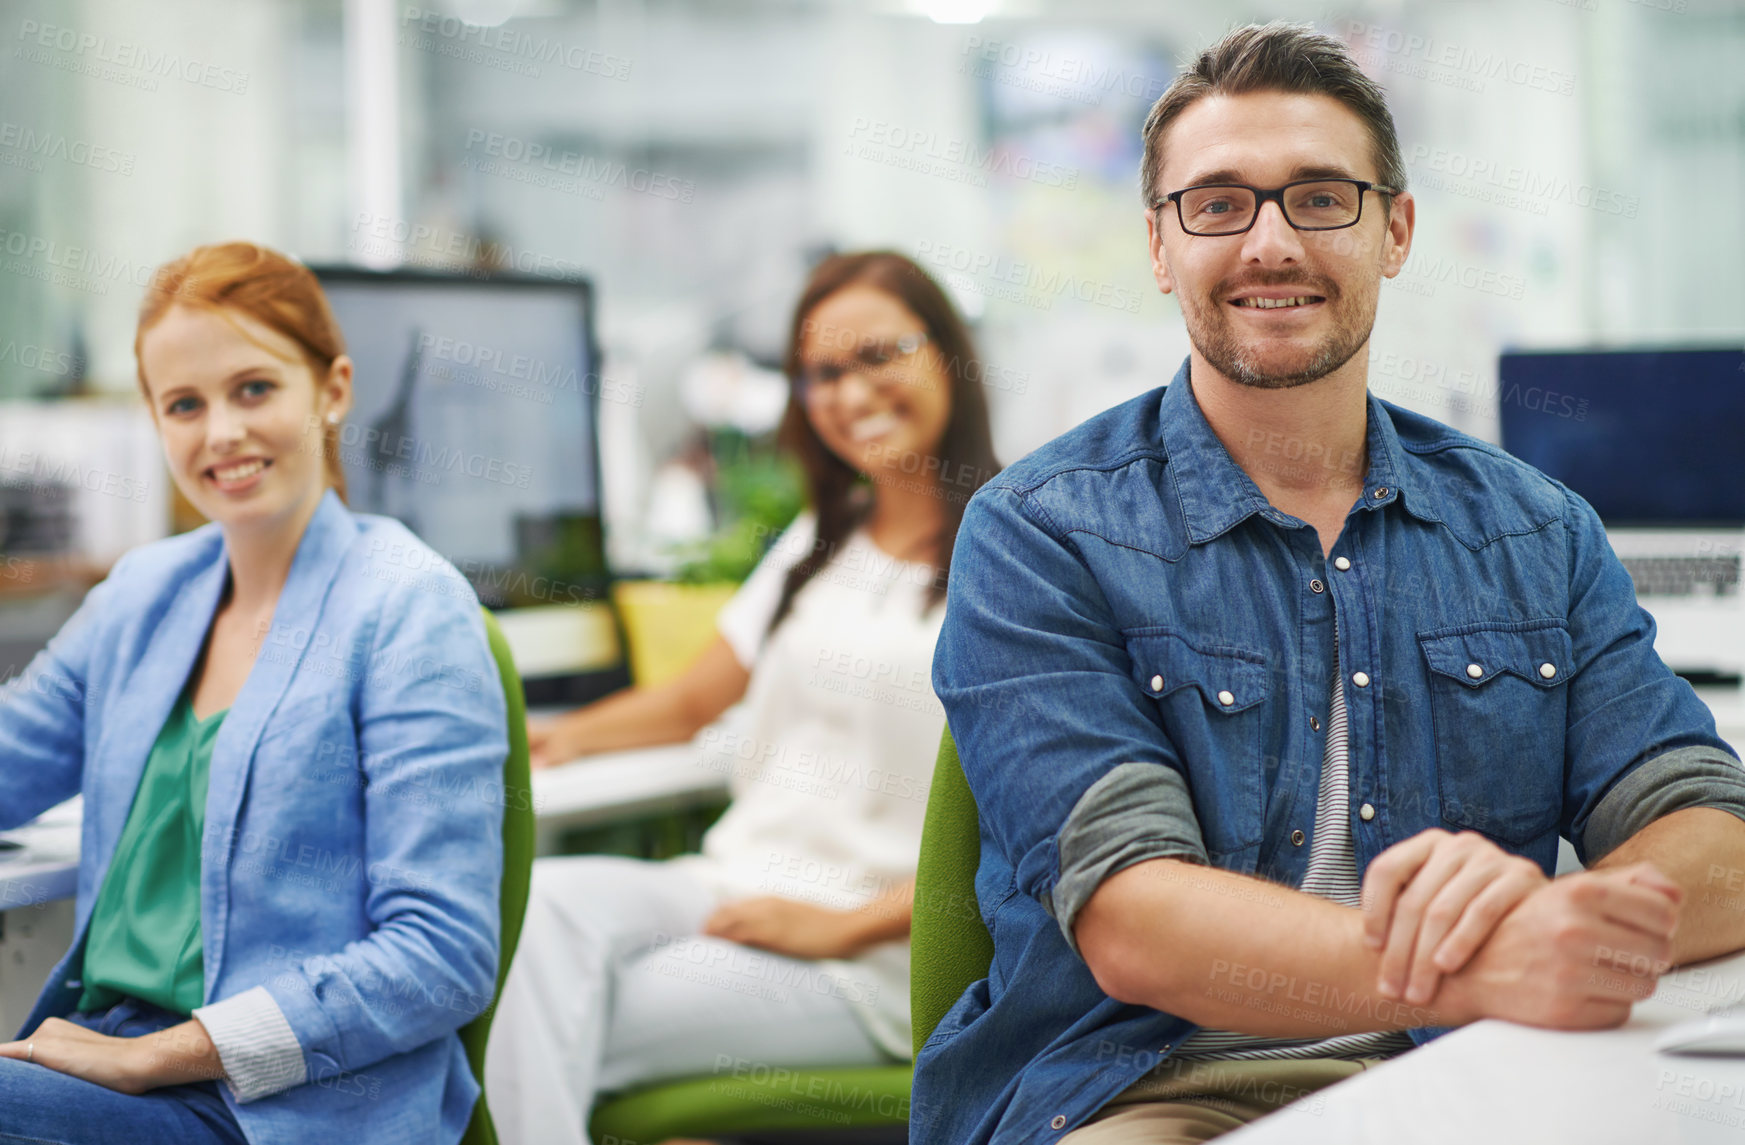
[0, 122, 135, 175]
[1406, 145, 1638, 219]
[845, 119, 1079, 190]
[15, 19, 250, 93]
[348, 213, 591, 281]
[1345, 21, 1575, 96]
[461, 129, 695, 203]
[957, 36, 1168, 105]
[0, 227, 180, 292]
[398, 6, 630, 80]
[913, 240, 1144, 314]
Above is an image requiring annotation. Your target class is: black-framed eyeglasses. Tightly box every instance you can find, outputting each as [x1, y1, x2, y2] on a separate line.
[1153, 179, 1398, 236]
[794, 331, 931, 401]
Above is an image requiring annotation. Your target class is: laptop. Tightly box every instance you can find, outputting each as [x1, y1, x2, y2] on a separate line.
[1498, 348, 1745, 689]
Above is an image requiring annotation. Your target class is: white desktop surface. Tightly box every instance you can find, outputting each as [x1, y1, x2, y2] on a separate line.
[525, 702, 739, 851]
[0, 796, 80, 910]
[0, 737, 735, 905]
[531, 739, 728, 850]
[0, 690, 1735, 893]
[1222, 949, 1745, 1145]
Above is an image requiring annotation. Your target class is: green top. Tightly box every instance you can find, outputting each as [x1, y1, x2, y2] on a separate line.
[79, 689, 227, 1016]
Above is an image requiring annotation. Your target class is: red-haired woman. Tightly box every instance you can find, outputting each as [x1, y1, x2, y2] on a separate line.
[488, 252, 1001, 1143]
[0, 242, 507, 1145]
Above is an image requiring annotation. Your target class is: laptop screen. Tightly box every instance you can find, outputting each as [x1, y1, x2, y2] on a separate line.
[1497, 348, 1745, 527]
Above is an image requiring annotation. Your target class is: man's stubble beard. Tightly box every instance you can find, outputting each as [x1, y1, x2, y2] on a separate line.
[1181, 274, 1379, 391]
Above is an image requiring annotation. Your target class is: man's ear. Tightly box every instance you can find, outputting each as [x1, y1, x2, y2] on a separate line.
[1146, 209, 1175, 295]
[1378, 190, 1415, 279]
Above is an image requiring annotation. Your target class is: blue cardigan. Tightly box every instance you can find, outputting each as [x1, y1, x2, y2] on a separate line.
[0, 490, 507, 1145]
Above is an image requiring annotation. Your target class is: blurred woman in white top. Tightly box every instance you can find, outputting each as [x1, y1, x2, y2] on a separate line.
[484, 252, 1001, 1144]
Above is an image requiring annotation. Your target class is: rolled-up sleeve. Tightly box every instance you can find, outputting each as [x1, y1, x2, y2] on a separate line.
[1053, 763, 1209, 954]
[933, 485, 1206, 955]
[1583, 745, 1745, 862]
[1557, 486, 1744, 864]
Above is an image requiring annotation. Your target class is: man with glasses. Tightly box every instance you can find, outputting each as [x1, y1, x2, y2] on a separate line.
[921, 22, 1745, 1145]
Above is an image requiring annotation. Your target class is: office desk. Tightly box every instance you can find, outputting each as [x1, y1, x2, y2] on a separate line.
[0, 797, 80, 911]
[0, 736, 730, 1028]
[0, 799, 81, 1032]
[0, 729, 738, 908]
[531, 739, 730, 853]
[1223, 949, 1745, 1144]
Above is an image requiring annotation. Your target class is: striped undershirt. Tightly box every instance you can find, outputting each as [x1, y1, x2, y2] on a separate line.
[1173, 627, 1416, 1061]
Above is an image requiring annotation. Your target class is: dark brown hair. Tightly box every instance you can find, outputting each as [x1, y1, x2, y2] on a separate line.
[1140, 22, 1407, 209]
[768, 251, 1000, 633]
[136, 241, 350, 500]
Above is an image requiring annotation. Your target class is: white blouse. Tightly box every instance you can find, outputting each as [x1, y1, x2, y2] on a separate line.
[671, 511, 946, 1057]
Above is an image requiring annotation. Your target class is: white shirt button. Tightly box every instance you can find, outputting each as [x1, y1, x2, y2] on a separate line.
[1466, 663, 1484, 679]
[1539, 662, 1557, 679]
[1051, 1115, 1067, 1130]
[1150, 674, 1164, 692]
[1351, 671, 1370, 688]
[1217, 690, 1235, 706]
[1334, 556, 1352, 571]
[1360, 802, 1376, 821]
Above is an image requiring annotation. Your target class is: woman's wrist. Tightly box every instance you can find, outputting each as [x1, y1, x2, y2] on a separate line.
[127, 1019, 226, 1090]
[829, 910, 879, 958]
[835, 897, 910, 956]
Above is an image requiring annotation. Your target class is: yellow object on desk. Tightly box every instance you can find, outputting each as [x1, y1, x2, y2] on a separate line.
[611, 580, 738, 687]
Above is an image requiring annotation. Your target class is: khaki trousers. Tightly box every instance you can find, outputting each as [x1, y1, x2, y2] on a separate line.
[1059, 1056, 1387, 1143]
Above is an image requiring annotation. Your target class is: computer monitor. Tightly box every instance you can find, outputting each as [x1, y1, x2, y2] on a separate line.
[312, 266, 628, 706]
[1497, 347, 1745, 526]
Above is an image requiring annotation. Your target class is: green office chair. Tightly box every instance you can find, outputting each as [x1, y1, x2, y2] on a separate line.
[581, 736, 991, 1144]
[458, 608, 537, 1145]
[910, 725, 993, 1056]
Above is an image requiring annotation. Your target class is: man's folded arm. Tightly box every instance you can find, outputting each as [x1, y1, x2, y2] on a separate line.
[1075, 855, 1465, 1036]
[1064, 768, 1474, 1035]
[1555, 486, 1745, 962]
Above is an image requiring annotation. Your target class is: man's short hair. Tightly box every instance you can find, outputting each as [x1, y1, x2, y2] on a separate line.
[1140, 22, 1407, 209]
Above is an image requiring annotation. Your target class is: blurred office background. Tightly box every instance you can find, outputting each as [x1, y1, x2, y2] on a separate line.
[0, 0, 1741, 608]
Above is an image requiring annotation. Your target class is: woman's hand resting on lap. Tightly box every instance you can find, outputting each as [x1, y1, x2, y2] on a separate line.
[703, 897, 884, 961]
[0, 1016, 223, 1094]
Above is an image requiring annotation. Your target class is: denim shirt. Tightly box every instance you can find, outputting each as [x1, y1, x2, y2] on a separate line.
[921, 360, 1745, 1145]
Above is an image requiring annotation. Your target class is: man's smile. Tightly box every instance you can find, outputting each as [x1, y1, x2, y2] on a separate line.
[1230, 295, 1323, 309]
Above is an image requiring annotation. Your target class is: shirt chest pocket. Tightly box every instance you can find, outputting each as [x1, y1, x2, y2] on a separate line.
[1418, 622, 1572, 847]
[1124, 629, 1271, 861]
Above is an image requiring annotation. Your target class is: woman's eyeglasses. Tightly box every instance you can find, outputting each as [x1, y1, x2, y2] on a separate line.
[794, 331, 931, 402]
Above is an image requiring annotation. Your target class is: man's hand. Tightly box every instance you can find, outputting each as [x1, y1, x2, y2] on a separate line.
[1362, 828, 1548, 1005]
[0, 1016, 224, 1094]
[1442, 863, 1683, 1029]
[702, 897, 875, 960]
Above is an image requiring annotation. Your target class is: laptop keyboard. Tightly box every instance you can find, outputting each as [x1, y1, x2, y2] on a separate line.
[1621, 555, 1742, 597]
